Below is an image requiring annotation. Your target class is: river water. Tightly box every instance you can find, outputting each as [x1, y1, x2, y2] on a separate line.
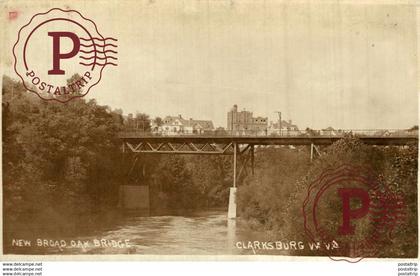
[18, 209, 288, 255]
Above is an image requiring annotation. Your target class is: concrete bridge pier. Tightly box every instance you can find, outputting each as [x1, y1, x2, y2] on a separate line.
[119, 185, 150, 210]
[228, 187, 237, 219]
[228, 142, 238, 219]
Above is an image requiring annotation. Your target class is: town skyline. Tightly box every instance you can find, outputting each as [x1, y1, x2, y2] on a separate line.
[5, 70, 417, 131]
[122, 102, 417, 131]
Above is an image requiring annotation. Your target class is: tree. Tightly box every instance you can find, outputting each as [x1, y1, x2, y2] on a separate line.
[2, 75, 125, 240]
[126, 112, 151, 132]
[153, 116, 163, 132]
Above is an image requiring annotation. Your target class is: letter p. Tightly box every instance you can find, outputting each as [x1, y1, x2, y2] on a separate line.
[338, 188, 370, 235]
[48, 32, 80, 75]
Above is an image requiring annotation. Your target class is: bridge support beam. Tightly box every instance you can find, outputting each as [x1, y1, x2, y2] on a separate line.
[228, 142, 238, 219]
[310, 143, 314, 162]
[228, 187, 237, 219]
[310, 143, 322, 162]
[233, 142, 237, 187]
[251, 145, 254, 175]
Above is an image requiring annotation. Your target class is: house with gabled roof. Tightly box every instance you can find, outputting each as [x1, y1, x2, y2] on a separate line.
[157, 115, 214, 135]
[321, 126, 338, 136]
[268, 119, 299, 135]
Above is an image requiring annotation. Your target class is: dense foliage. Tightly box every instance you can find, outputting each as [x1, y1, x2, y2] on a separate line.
[238, 137, 418, 257]
[3, 76, 125, 237]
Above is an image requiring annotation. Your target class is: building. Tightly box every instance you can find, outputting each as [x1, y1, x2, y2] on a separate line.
[227, 105, 268, 135]
[268, 119, 300, 136]
[155, 115, 214, 135]
[320, 127, 341, 136]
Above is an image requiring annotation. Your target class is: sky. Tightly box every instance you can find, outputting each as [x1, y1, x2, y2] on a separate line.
[1, 0, 418, 129]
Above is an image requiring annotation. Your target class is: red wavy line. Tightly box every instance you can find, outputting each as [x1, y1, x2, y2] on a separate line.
[80, 49, 118, 54]
[370, 215, 405, 221]
[369, 208, 405, 212]
[80, 43, 117, 47]
[79, 56, 117, 60]
[79, 62, 117, 66]
[79, 37, 118, 41]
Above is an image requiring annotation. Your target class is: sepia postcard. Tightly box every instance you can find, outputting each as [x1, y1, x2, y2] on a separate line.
[0, 0, 419, 263]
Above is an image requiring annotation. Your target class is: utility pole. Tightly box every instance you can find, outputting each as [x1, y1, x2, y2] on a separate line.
[275, 111, 282, 135]
[231, 110, 234, 135]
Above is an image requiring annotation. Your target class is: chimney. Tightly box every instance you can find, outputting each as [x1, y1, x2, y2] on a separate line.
[289, 120, 292, 125]
[178, 114, 182, 119]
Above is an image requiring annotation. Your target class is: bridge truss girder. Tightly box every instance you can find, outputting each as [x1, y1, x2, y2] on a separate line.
[121, 135, 417, 204]
[123, 140, 255, 155]
[123, 140, 256, 187]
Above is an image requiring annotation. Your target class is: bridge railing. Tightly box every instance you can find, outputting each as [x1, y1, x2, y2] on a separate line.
[119, 129, 419, 138]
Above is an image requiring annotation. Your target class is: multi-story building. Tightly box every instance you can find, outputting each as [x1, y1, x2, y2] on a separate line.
[227, 105, 268, 135]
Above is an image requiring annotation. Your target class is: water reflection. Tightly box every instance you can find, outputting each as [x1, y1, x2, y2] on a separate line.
[7, 209, 289, 255]
[82, 210, 243, 255]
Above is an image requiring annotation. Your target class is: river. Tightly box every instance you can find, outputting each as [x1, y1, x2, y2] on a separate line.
[63, 209, 277, 255]
[7, 209, 291, 255]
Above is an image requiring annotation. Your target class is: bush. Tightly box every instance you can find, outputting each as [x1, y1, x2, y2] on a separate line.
[237, 137, 418, 257]
[237, 146, 310, 233]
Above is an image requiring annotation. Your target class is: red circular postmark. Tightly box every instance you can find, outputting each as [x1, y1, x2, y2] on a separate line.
[302, 164, 406, 262]
[13, 8, 118, 103]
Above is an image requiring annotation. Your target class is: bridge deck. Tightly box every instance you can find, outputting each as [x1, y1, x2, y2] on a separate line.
[120, 135, 418, 146]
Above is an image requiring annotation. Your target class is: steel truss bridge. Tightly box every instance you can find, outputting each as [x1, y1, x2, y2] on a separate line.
[120, 131, 418, 189]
